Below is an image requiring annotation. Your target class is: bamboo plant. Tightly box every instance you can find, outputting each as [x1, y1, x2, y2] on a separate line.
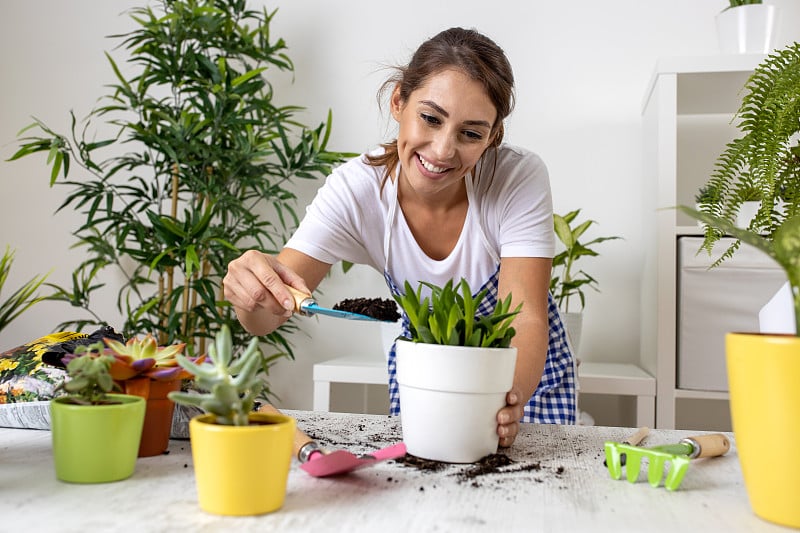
[7, 0, 352, 363]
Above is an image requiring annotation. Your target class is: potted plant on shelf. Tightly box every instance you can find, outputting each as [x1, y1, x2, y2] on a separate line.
[549, 209, 621, 355]
[6, 0, 351, 363]
[50, 344, 145, 483]
[392, 278, 520, 463]
[716, 0, 778, 55]
[168, 325, 295, 516]
[679, 42, 800, 529]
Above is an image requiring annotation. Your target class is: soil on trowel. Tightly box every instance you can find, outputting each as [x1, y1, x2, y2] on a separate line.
[333, 297, 400, 321]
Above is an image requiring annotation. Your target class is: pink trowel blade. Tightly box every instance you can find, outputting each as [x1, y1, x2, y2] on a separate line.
[301, 442, 407, 477]
[257, 404, 407, 477]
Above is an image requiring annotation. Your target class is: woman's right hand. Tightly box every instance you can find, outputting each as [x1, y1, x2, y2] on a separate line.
[223, 250, 312, 334]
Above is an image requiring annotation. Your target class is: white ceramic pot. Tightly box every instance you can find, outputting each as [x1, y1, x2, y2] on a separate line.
[380, 319, 403, 359]
[395, 340, 517, 463]
[736, 201, 761, 228]
[715, 4, 778, 54]
[562, 311, 583, 357]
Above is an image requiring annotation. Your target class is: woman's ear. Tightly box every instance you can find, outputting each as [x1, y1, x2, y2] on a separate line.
[390, 85, 403, 121]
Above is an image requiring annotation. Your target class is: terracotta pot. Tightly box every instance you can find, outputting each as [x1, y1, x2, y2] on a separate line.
[119, 377, 182, 457]
[50, 394, 145, 483]
[726, 333, 800, 528]
[395, 340, 517, 463]
[189, 412, 295, 516]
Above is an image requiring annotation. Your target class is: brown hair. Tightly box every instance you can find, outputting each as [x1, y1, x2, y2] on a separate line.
[365, 27, 515, 182]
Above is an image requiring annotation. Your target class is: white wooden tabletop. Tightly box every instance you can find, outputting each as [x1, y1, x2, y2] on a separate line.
[0, 410, 784, 532]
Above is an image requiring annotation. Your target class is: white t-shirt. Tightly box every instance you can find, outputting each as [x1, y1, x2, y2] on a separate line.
[285, 144, 555, 294]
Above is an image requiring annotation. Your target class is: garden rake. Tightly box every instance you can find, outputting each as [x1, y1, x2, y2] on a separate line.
[604, 433, 730, 491]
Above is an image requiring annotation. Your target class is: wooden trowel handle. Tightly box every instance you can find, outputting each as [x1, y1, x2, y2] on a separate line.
[257, 403, 317, 460]
[284, 285, 313, 313]
[683, 433, 731, 458]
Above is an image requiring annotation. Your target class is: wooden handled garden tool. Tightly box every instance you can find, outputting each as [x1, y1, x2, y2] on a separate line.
[257, 404, 407, 477]
[285, 285, 388, 322]
[604, 433, 730, 491]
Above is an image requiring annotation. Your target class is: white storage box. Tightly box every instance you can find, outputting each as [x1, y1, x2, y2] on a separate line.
[677, 237, 787, 391]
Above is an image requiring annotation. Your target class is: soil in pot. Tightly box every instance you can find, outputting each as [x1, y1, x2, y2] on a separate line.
[333, 297, 400, 321]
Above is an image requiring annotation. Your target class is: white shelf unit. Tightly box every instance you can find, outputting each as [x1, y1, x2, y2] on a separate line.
[640, 54, 765, 429]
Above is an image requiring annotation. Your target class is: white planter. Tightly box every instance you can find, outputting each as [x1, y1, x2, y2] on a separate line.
[562, 311, 583, 357]
[395, 340, 517, 463]
[380, 319, 403, 359]
[715, 4, 778, 54]
[736, 201, 761, 228]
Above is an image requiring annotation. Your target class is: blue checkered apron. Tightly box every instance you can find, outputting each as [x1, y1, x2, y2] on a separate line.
[381, 171, 577, 424]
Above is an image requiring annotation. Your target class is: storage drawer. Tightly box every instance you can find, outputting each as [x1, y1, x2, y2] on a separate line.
[677, 237, 787, 391]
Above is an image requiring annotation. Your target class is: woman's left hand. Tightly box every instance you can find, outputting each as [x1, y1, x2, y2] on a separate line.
[497, 388, 524, 448]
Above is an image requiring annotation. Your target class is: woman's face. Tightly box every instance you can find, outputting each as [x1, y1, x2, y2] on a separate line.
[391, 69, 497, 200]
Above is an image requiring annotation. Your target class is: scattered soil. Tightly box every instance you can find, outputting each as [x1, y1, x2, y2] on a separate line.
[397, 452, 566, 488]
[333, 297, 400, 321]
[399, 454, 450, 473]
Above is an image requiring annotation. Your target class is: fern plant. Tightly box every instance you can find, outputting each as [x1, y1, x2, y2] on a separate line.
[697, 42, 800, 266]
[393, 279, 521, 348]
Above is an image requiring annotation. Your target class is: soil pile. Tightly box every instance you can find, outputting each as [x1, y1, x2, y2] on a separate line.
[333, 297, 400, 321]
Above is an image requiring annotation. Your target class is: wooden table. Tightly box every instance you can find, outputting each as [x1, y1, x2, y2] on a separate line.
[0, 411, 783, 532]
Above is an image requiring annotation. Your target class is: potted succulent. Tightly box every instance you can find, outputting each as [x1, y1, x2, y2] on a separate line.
[392, 278, 520, 463]
[50, 344, 145, 483]
[549, 209, 621, 354]
[679, 42, 800, 529]
[44, 333, 201, 457]
[168, 325, 295, 516]
[102, 335, 198, 457]
[716, 0, 778, 55]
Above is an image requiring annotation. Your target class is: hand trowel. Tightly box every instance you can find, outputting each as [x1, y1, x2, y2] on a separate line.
[258, 404, 407, 477]
[285, 285, 389, 322]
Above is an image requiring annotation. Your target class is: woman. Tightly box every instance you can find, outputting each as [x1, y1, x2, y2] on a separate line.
[223, 27, 576, 447]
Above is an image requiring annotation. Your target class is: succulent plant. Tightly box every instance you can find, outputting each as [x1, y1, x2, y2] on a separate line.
[393, 278, 521, 348]
[103, 335, 193, 382]
[168, 325, 263, 426]
[58, 342, 117, 405]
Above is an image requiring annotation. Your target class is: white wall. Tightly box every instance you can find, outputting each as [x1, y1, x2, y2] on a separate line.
[1, 1, 798, 413]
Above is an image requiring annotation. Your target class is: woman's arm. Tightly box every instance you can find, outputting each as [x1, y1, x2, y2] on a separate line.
[495, 256, 552, 447]
[223, 248, 332, 336]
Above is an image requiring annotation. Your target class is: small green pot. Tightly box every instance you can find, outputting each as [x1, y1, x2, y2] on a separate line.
[50, 394, 146, 483]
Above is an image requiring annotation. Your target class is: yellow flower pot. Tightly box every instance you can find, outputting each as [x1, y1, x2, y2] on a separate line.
[726, 333, 800, 528]
[189, 412, 295, 516]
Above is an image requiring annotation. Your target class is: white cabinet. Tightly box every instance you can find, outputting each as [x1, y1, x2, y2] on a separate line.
[640, 55, 771, 429]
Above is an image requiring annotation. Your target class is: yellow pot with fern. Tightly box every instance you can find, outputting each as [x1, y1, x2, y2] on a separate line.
[726, 333, 800, 528]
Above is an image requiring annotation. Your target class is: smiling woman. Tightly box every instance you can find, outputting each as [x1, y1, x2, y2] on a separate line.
[223, 27, 577, 449]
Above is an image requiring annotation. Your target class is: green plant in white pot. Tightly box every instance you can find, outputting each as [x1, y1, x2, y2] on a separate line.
[678, 42, 800, 529]
[716, 0, 777, 55]
[50, 344, 146, 483]
[168, 325, 295, 516]
[393, 278, 520, 463]
[549, 209, 621, 355]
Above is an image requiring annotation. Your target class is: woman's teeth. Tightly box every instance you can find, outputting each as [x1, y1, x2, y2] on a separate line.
[419, 155, 447, 174]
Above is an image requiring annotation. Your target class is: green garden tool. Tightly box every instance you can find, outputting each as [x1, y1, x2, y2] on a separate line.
[604, 433, 730, 491]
